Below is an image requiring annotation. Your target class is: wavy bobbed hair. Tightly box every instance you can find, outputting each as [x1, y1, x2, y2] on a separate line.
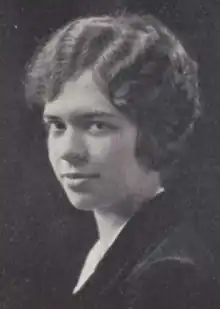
[25, 13, 202, 171]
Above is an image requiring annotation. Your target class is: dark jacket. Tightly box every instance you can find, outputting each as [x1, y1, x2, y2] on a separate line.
[71, 191, 220, 309]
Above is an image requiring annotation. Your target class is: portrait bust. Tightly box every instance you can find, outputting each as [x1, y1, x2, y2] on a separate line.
[25, 13, 219, 309]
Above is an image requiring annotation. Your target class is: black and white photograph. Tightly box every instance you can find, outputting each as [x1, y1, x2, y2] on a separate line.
[1, 1, 220, 308]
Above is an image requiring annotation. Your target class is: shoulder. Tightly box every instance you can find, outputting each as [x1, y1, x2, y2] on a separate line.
[124, 222, 220, 308]
[129, 220, 216, 277]
[125, 256, 220, 309]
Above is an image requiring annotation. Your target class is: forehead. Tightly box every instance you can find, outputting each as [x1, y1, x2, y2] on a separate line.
[43, 70, 119, 117]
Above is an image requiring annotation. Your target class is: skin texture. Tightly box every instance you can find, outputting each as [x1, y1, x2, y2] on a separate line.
[43, 70, 161, 216]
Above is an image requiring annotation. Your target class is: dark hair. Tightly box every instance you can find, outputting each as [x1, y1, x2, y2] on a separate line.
[25, 13, 201, 170]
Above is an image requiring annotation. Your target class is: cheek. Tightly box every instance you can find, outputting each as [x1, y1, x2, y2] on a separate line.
[47, 139, 59, 169]
[88, 132, 137, 167]
[88, 138, 117, 159]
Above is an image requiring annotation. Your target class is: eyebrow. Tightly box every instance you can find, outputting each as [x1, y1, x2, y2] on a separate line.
[43, 110, 117, 120]
[42, 115, 60, 122]
[78, 111, 116, 119]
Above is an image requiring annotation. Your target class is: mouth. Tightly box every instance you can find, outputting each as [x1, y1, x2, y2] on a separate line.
[61, 172, 100, 179]
[60, 172, 100, 189]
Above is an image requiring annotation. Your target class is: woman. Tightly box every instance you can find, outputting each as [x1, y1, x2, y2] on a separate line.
[25, 13, 219, 308]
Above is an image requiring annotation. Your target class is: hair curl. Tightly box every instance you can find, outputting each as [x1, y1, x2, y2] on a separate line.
[25, 13, 202, 170]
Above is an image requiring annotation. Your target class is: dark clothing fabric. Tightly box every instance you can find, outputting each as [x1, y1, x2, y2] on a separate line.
[71, 191, 220, 309]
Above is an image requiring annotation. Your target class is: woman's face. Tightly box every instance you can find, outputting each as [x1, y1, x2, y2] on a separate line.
[43, 70, 156, 212]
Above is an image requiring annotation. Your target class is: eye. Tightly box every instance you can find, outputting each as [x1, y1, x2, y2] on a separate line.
[87, 121, 115, 135]
[43, 118, 66, 134]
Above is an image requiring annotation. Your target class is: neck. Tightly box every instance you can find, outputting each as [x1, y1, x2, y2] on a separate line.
[93, 200, 134, 250]
[93, 171, 163, 249]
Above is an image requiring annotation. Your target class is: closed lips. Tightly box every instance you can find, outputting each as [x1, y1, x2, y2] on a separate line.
[61, 173, 100, 179]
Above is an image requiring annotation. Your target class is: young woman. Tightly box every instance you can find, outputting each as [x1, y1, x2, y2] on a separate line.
[25, 13, 219, 309]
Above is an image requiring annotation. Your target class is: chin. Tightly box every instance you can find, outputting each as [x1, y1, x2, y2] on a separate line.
[66, 192, 97, 211]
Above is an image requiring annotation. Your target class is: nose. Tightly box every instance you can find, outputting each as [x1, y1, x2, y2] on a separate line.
[58, 127, 88, 166]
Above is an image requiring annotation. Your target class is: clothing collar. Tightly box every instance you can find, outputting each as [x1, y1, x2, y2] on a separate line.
[73, 189, 182, 302]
